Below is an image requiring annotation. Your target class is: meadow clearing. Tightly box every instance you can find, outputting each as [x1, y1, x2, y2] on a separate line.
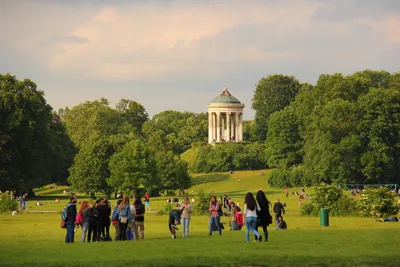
[0, 170, 399, 267]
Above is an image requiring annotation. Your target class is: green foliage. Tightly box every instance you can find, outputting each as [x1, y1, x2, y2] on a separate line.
[259, 70, 400, 186]
[192, 188, 212, 215]
[357, 188, 399, 218]
[0, 74, 74, 192]
[300, 183, 358, 217]
[0, 192, 18, 212]
[252, 74, 301, 141]
[142, 111, 207, 154]
[192, 143, 267, 173]
[108, 139, 158, 193]
[268, 165, 309, 188]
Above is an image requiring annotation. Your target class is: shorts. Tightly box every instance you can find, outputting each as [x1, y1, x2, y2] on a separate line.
[168, 218, 174, 231]
[145, 201, 149, 206]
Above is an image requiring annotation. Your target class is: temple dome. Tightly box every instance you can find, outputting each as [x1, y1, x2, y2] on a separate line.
[209, 87, 242, 105]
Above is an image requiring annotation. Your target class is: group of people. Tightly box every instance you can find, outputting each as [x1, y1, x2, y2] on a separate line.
[63, 194, 147, 243]
[62, 190, 288, 243]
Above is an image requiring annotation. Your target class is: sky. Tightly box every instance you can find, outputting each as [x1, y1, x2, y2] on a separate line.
[1, 0, 399, 120]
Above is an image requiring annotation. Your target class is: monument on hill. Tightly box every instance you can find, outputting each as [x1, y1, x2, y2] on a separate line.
[207, 87, 245, 144]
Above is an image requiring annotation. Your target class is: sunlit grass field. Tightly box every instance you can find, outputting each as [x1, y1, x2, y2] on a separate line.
[1, 170, 399, 267]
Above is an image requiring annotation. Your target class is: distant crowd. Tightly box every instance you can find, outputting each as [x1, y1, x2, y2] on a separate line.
[62, 190, 288, 243]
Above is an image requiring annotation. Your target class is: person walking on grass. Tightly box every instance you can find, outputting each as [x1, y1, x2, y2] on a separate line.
[181, 197, 193, 238]
[255, 190, 272, 242]
[208, 196, 222, 236]
[273, 199, 285, 225]
[65, 197, 77, 243]
[243, 192, 261, 243]
[144, 192, 151, 212]
[134, 195, 146, 240]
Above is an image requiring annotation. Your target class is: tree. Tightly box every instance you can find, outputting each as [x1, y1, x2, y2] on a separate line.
[62, 99, 133, 149]
[108, 139, 158, 194]
[0, 74, 69, 193]
[252, 75, 301, 141]
[115, 98, 149, 130]
[357, 88, 400, 183]
[265, 106, 303, 168]
[68, 134, 132, 197]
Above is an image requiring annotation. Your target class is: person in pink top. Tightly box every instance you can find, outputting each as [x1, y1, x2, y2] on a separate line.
[208, 196, 222, 236]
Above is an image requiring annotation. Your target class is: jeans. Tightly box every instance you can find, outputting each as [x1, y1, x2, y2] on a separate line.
[65, 221, 75, 243]
[245, 217, 260, 243]
[97, 223, 105, 241]
[129, 220, 139, 240]
[275, 214, 280, 225]
[275, 226, 284, 230]
[209, 216, 221, 235]
[182, 218, 190, 238]
[81, 222, 89, 243]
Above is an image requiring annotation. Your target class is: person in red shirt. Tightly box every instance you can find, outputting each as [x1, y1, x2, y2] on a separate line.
[230, 206, 243, 230]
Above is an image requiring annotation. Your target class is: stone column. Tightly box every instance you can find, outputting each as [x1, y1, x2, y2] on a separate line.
[226, 113, 231, 142]
[239, 113, 243, 142]
[208, 112, 213, 144]
[231, 113, 235, 141]
[221, 114, 225, 141]
[212, 112, 216, 141]
[235, 112, 239, 142]
[216, 112, 221, 142]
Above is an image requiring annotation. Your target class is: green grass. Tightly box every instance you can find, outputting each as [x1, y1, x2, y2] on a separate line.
[180, 146, 201, 168]
[1, 170, 400, 267]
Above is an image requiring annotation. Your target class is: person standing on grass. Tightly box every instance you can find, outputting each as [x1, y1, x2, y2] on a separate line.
[169, 209, 182, 239]
[116, 197, 131, 241]
[285, 187, 289, 198]
[273, 199, 285, 225]
[129, 198, 139, 240]
[98, 198, 111, 241]
[208, 196, 222, 236]
[134, 195, 146, 240]
[243, 192, 261, 243]
[112, 199, 122, 241]
[86, 201, 99, 242]
[78, 201, 90, 243]
[255, 190, 272, 242]
[144, 192, 151, 212]
[181, 197, 193, 238]
[65, 197, 77, 243]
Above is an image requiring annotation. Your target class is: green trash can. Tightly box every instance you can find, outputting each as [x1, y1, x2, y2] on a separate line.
[320, 208, 329, 227]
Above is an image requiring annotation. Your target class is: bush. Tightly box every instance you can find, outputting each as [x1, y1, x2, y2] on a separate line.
[192, 188, 212, 215]
[268, 165, 311, 188]
[357, 188, 399, 218]
[300, 183, 358, 217]
[0, 192, 18, 212]
[156, 203, 174, 215]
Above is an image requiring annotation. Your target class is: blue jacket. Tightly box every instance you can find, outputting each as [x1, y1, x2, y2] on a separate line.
[113, 205, 132, 221]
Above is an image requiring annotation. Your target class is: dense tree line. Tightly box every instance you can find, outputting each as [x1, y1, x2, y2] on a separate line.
[0, 74, 75, 194]
[255, 70, 400, 187]
[191, 142, 267, 173]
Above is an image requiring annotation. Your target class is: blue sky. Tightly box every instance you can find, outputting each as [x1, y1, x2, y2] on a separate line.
[1, 0, 399, 119]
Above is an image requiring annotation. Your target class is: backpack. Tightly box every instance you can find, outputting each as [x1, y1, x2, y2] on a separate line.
[61, 203, 73, 221]
[75, 212, 84, 225]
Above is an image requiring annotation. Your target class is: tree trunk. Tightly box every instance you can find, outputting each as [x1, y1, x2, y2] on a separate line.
[114, 190, 118, 199]
[90, 192, 95, 199]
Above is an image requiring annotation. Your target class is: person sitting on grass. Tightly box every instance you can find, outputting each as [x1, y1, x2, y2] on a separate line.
[169, 209, 182, 239]
[274, 216, 287, 230]
[230, 206, 243, 231]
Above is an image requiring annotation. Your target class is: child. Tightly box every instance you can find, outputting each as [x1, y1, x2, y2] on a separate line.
[181, 197, 193, 238]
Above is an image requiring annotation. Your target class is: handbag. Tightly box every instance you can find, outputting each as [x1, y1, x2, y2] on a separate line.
[112, 219, 118, 225]
[60, 219, 67, 229]
[120, 217, 128, 224]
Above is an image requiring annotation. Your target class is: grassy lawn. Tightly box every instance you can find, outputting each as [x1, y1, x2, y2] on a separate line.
[1, 170, 399, 267]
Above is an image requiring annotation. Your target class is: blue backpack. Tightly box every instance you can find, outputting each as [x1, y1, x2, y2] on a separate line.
[61, 203, 73, 221]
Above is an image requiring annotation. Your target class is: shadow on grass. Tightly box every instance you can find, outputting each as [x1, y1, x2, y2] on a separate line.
[191, 174, 230, 186]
